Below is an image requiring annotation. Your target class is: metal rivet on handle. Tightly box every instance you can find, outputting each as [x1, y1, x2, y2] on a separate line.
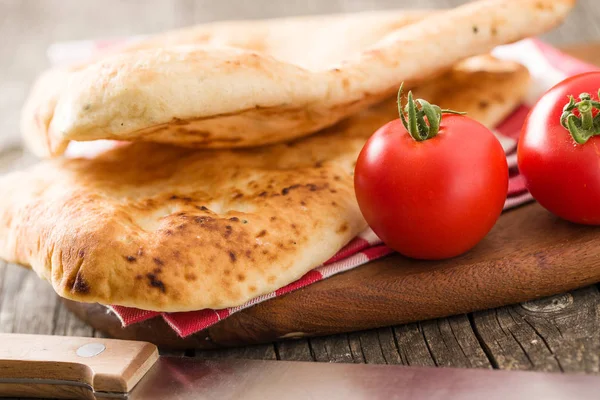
[76, 343, 106, 358]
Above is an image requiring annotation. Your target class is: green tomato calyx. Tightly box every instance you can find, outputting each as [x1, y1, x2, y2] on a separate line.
[561, 91, 600, 144]
[397, 83, 465, 142]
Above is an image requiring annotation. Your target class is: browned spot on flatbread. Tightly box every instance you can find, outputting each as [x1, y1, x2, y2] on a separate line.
[185, 273, 197, 281]
[336, 222, 349, 234]
[153, 257, 164, 266]
[535, 1, 553, 11]
[281, 184, 301, 195]
[146, 273, 166, 293]
[72, 271, 90, 295]
[290, 224, 300, 235]
[194, 216, 214, 224]
[256, 229, 267, 238]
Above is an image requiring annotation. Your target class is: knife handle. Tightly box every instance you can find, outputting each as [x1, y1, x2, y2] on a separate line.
[0, 333, 158, 399]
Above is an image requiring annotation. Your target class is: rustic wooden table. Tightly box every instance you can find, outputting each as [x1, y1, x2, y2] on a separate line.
[1, 0, 600, 376]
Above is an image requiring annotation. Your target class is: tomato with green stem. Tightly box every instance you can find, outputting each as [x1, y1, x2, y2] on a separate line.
[518, 72, 600, 225]
[354, 85, 508, 260]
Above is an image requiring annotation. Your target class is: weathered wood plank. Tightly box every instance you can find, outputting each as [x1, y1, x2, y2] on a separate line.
[393, 323, 434, 366]
[52, 301, 94, 337]
[275, 339, 314, 362]
[421, 315, 492, 369]
[392, 316, 492, 369]
[472, 307, 547, 371]
[309, 334, 356, 363]
[0, 149, 32, 173]
[349, 327, 416, 365]
[376, 327, 404, 365]
[542, 0, 600, 45]
[347, 332, 367, 363]
[517, 287, 600, 373]
[470, 288, 600, 373]
[0, 264, 58, 335]
[0, 265, 37, 333]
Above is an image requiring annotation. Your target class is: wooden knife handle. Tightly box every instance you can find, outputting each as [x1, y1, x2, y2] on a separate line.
[0, 333, 158, 399]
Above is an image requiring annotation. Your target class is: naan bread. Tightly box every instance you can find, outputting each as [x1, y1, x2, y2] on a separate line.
[91, 10, 433, 71]
[2, 56, 529, 312]
[22, 0, 571, 158]
[413, 55, 531, 127]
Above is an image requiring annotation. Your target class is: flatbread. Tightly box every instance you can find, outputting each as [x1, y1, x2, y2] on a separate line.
[1, 56, 529, 312]
[91, 10, 433, 71]
[21, 0, 571, 157]
[412, 55, 531, 128]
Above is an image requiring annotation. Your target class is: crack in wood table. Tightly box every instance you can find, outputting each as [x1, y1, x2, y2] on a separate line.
[1, 0, 600, 387]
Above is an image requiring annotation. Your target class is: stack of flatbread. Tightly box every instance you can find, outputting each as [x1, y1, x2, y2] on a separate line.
[0, 0, 574, 312]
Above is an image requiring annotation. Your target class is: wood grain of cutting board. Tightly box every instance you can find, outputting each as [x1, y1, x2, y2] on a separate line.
[63, 43, 600, 350]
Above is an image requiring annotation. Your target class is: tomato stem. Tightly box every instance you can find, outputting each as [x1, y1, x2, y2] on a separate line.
[397, 83, 465, 141]
[560, 91, 600, 144]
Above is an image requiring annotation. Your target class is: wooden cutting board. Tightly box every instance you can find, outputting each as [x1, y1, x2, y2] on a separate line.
[63, 43, 600, 350]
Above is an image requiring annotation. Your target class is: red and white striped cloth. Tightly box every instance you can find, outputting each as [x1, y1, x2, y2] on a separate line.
[49, 38, 596, 337]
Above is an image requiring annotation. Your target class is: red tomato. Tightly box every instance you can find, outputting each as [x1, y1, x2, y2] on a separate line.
[354, 91, 508, 260]
[518, 72, 600, 225]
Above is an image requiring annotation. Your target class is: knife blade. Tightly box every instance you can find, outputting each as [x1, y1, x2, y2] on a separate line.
[1, 333, 599, 400]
